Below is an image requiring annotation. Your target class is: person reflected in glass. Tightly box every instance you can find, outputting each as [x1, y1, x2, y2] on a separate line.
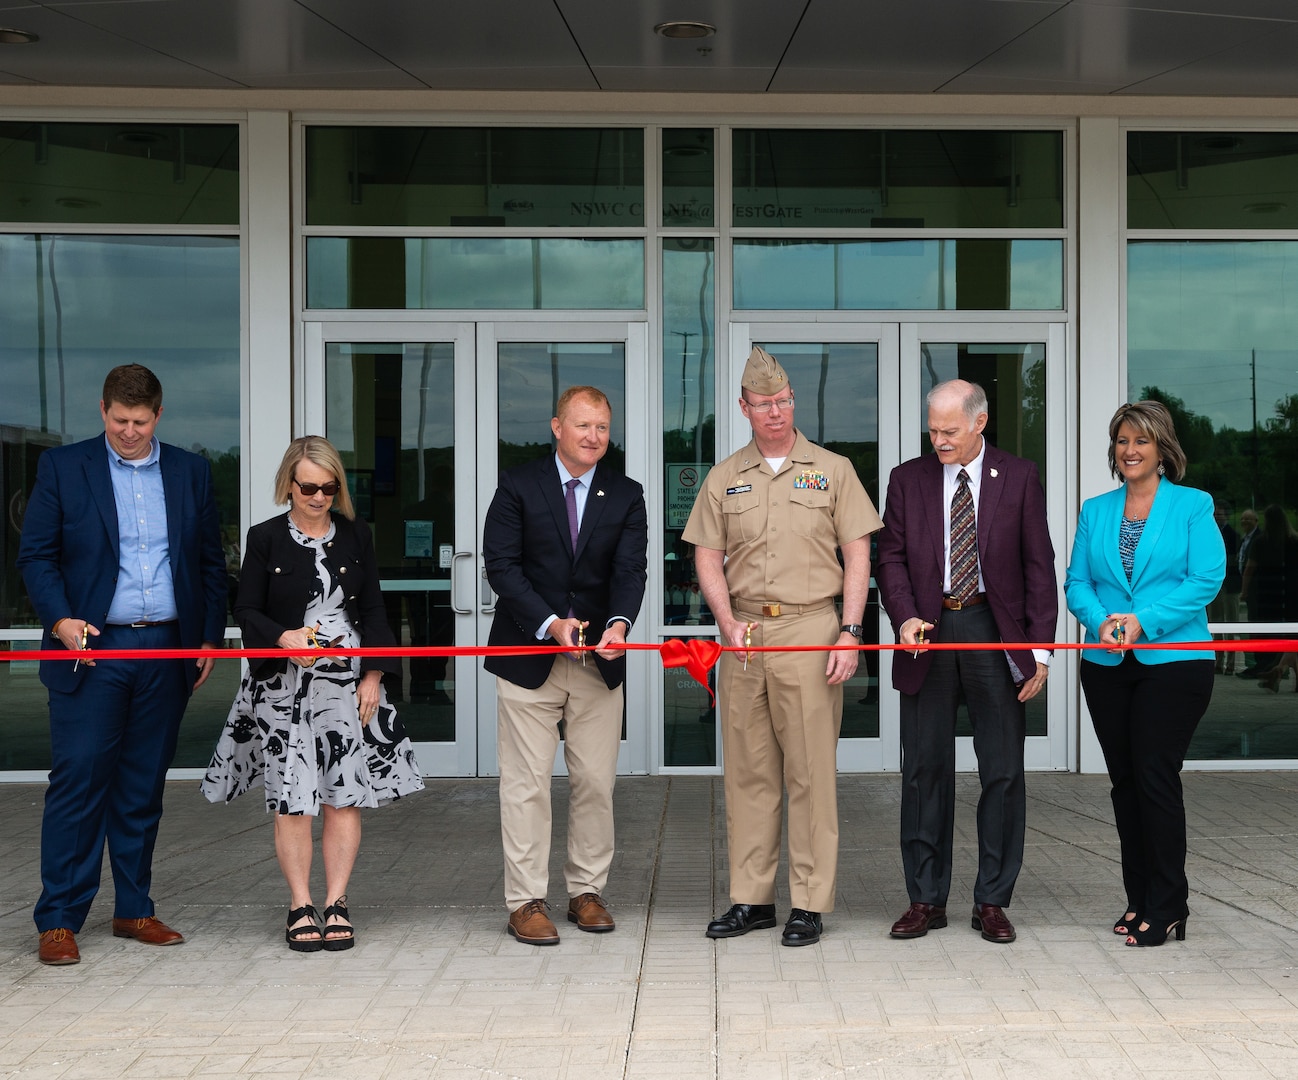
[1065, 401, 1224, 947]
[202, 437, 424, 952]
[1239, 504, 1298, 679]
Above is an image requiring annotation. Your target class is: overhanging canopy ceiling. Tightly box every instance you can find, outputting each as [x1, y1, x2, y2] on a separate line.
[2, 0, 1298, 97]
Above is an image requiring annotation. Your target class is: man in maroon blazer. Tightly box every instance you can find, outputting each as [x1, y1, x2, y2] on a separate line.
[876, 379, 1057, 944]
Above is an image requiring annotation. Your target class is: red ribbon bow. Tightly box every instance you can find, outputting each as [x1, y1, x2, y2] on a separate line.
[659, 638, 723, 701]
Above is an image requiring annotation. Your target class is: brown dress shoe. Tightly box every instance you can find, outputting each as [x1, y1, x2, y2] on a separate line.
[508, 899, 560, 945]
[889, 902, 948, 939]
[38, 928, 80, 965]
[111, 916, 185, 946]
[567, 892, 615, 933]
[971, 904, 1016, 943]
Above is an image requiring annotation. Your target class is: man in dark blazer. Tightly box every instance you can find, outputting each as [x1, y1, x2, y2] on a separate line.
[876, 379, 1057, 945]
[483, 385, 648, 946]
[18, 363, 227, 965]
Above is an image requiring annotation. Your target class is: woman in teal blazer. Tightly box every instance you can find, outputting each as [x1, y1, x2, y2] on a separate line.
[1065, 401, 1224, 947]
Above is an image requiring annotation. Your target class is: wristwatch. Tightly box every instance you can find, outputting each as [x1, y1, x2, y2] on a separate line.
[840, 623, 864, 640]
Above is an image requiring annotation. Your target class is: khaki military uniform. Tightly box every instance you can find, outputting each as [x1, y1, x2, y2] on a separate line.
[684, 429, 882, 912]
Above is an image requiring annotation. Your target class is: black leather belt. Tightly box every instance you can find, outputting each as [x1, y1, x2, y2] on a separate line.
[111, 620, 178, 628]
[941, 593, 987, 610]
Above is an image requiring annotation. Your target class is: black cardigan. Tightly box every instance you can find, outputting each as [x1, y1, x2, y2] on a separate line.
[234, 511, 398, 681]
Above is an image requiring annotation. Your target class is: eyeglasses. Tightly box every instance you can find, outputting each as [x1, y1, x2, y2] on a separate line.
[294, 478, 340, 497]
[743, 396, 795, 414]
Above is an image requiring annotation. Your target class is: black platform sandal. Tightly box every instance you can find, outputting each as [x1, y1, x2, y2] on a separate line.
[322, 895, 355, 952]
[286, 904, 323, 952]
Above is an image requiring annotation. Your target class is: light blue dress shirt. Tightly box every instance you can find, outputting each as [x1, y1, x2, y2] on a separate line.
[104, 435, 178, 625]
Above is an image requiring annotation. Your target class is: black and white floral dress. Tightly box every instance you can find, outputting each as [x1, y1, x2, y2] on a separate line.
[202, 517, 424, 814]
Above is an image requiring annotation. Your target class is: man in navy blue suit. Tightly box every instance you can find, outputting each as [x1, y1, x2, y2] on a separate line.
[483, 385, 647, 946]
[19, 364, 227, 965]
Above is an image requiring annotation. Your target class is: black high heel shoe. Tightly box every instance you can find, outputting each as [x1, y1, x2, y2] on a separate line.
[1124, 917, 1187, 947]
[1113, 911, 1139, 936]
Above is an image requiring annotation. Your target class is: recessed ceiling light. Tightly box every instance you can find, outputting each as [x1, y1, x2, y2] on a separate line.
[655, 20, 716, 39]
[0, 27, 38, 44]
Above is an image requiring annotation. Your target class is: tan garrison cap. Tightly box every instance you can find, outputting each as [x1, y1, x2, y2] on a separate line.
[741, 345, 788, 396]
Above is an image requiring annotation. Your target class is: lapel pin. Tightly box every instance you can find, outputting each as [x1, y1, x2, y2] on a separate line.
[990, 468, 998, 478]
[597, 490, 605, 496]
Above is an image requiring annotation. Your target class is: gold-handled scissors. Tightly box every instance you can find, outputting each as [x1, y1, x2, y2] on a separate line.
[913, 623, 925, 660]
[743, 622, 754, 670]
[577, 622, 586, 665]
[304, 626, 344, 666]
[73, 623, 90, 672]
[1113, 619, 1125, 646]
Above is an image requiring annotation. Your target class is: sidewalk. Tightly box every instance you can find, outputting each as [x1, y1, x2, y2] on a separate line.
[3, 770, 1298, 1079]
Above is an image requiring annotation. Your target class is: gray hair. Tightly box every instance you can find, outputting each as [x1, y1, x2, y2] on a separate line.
[927, 379, 988, 427]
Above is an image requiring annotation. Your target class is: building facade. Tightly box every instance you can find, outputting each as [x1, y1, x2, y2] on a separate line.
[2, 96, 1295, 779]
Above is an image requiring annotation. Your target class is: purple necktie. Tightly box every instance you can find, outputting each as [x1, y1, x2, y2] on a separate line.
[949, 468, 979, 602]
[564, 478, 581, 553]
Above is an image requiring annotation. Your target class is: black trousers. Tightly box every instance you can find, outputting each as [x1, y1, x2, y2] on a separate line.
[899, 604, 1026, 908]
[1080, 654, 1214, 924]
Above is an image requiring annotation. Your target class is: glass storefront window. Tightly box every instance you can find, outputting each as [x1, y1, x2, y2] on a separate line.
[663, 129, 714, 227]
[732, 129, 1063, 229]
[306, 127, 645, 228]
[0, 122, 238, 225]
[1128, 240, 1298, 759]
[1128, 131, 1298, 230]
[733, 238, 1062, 311]
[306, 237, 645, 309]
[1, 233, 241, 769]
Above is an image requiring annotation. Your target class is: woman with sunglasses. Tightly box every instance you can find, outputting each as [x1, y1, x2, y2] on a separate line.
[203, 436, 423, 951]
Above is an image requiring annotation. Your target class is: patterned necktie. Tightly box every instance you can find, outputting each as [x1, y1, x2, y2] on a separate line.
[949, 468, 978, 602]
[564, 478, 581, 553]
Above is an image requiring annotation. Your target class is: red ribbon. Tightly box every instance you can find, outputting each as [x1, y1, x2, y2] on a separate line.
[659, 638, 723, 702]
[2, 639, 1293, 698]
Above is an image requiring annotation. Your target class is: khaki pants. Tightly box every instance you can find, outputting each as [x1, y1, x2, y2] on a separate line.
[718, 605, 843, 913]
[496, 661, 623, 911]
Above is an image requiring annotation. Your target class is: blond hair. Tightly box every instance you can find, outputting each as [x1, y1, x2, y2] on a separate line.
[272, 436, 355, 520]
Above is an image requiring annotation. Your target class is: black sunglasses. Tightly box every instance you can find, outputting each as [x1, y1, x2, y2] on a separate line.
[294, 478, 340, 497]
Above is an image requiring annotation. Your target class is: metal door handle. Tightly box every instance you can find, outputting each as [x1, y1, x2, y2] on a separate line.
[449, 551, 472, 614]
[480, 563, 496, 614]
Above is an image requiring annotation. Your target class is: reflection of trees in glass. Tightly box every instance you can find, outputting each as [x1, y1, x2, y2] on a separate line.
[1140, 385, 1295, 518]
[498, 440, 626, 477]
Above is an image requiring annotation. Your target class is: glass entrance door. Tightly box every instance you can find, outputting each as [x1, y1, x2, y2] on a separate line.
[304, 320, 647, 777]
[901, 323, 1068, 772]
[733, 321, 1068, 772]
[475, 322, 650, 777]
[731, 324, 896, 771]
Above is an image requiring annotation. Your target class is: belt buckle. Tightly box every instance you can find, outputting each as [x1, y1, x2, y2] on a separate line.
[944, 596, 962, 610]
[762, 603, 781, 618]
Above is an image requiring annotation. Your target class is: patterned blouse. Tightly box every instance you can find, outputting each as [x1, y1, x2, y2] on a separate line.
[1119, 516, 1147, 581]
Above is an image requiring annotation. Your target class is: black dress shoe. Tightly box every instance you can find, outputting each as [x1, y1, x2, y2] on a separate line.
[781, 908, 822, 947]
[705, 903, 777, 939]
